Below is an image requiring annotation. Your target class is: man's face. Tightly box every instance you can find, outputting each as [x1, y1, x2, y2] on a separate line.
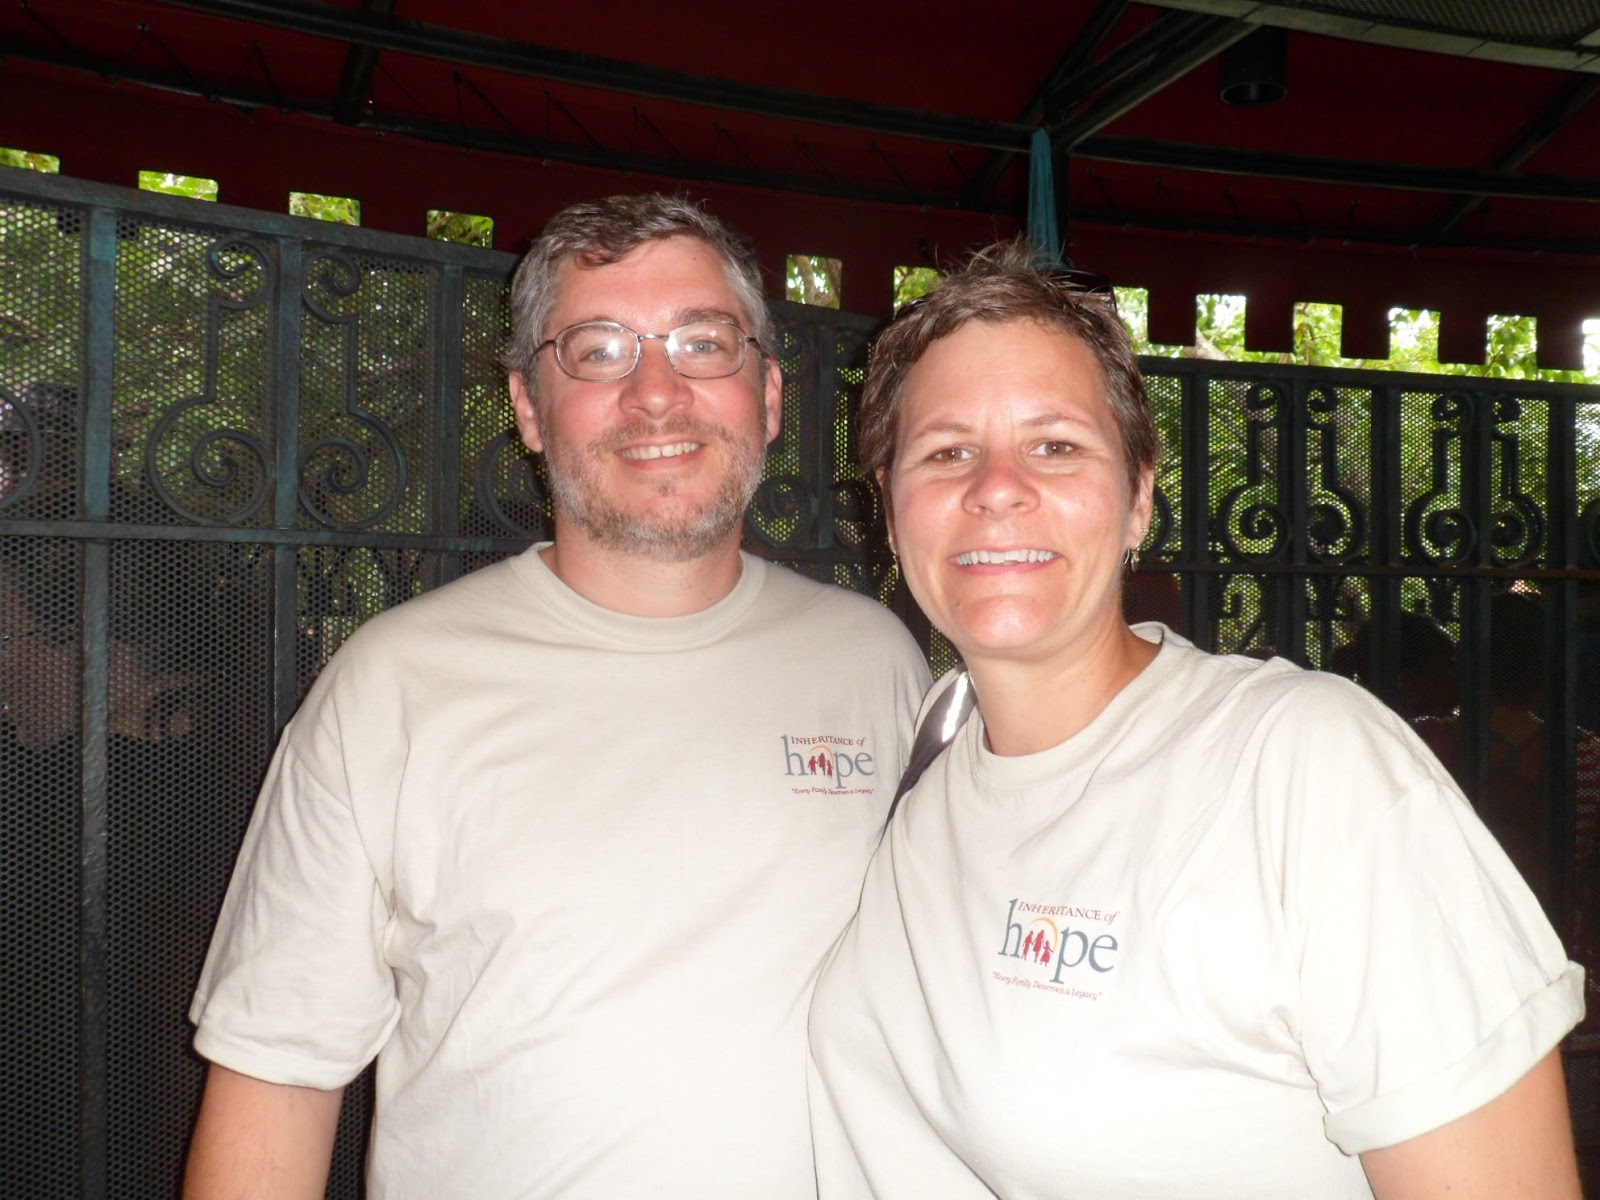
[510, 236, 781, 562]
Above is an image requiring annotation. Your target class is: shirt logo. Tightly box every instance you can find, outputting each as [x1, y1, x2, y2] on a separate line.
[779, 734, 876, 795]
[991, 897, 1121, 1001]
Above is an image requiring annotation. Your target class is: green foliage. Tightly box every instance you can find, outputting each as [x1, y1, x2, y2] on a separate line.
[892, 266, 942, 311]
[290, 192, 361, 225]
[1117, 288, 1599, 385]
[786, 254, 840, 309]
[0, 147, 60, 173]
[427, 210, 494, 248]
[137, 171, 219, 202]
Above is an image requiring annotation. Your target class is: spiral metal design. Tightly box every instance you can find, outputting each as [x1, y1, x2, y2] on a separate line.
[1579, 496, 1600, 566]
[1403, 390, 1474, 564]
[1215, 382, 1290, 561]
[747, 473, 816, 550]
[144, 238, 273, 525]
[1143, 485, 1175, 559]
[0, 383, 43, 511]
[297, 251, 410, 531]
[471, 430, 549, 537]
[1486, 397, 1544, 567]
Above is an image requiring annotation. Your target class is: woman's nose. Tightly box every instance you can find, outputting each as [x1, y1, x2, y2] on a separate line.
[963, 456, 1038, 514]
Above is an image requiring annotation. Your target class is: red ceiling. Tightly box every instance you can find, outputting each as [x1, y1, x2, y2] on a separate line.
[1, 0, 1597, 367]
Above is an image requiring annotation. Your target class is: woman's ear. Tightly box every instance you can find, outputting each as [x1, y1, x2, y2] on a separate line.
[1129, 464, 1155, 547]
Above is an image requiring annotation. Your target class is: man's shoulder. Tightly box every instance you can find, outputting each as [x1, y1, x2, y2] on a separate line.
[751, 559, 919, 638]
[316, 553, 531, 681]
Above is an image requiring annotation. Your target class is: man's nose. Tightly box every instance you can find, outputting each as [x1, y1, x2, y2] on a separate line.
[618, 338, 691, 418]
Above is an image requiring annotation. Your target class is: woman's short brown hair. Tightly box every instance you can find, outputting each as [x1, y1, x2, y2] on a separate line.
[858, 239, 1158, 491]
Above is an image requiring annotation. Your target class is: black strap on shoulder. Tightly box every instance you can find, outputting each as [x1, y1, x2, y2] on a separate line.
[883, 672, 974, 831]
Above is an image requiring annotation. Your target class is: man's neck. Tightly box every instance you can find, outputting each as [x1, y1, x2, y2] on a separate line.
[538, 524, 746, 618]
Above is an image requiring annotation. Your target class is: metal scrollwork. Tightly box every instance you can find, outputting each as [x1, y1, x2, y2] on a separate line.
[746, 472, 817, 550]
[470, 429, 550, 537]
[0, 382, 45, 510]
[1144, 484, 1175, 559]
[1403, 391, 1474, 564]
[298, 250, 410, 531]
[1486, 396, 1544, 567]
[145, 237, 273, 525]
[1303, 386, 1366, 562]
[1215, 382, 1290, 561]
[827, 478, 878, 550]
[1581, 495, 1600, 568]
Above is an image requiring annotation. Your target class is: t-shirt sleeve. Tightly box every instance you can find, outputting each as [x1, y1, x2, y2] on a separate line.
[1272, 679, 1584, 1154]
[189, 729, 399, 1089]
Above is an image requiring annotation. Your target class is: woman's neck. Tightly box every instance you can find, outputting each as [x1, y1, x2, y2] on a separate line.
[967, 623, 1160, 757]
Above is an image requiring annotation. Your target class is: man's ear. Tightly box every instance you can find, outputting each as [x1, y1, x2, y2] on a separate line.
[509, 372, 544, 454]
[761, 357, 783, 447]
[875, 466, 896, 550]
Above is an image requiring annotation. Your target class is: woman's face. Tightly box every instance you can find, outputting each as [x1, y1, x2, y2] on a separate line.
[883, 319, 1152, 669]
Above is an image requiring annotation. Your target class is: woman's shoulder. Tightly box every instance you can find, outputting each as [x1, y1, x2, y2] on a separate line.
[1152, 630, 1442, 790]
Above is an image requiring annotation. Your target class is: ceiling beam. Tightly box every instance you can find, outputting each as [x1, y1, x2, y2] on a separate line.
[1426, 74, 1600, 241]
[1048, 9, 1215, 112]
[1069, 205, 1600, 257]
[331, 0, 395, 126]
[154, 0, 1032, 152]
[0, 40, 1013, 213]
[1078, 135, 1600, 202]
[10, 35, 1597, 214]
[1134, 0, 1600, 75]
[1052, 17, 1255, 147]
[962, 0, 1134, 208]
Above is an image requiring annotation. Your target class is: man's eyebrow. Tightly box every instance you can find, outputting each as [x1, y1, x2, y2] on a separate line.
[676, 306, 747, 327]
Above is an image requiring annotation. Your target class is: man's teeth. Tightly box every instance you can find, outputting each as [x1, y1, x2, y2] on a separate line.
[620, 442, 701, 460]
[954, 549, 1058, 566]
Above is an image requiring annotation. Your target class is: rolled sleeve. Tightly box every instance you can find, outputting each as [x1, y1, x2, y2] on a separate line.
[190, 738, 399, 1087]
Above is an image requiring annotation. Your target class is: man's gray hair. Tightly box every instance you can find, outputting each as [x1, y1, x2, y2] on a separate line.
[502, 194, 774, 389]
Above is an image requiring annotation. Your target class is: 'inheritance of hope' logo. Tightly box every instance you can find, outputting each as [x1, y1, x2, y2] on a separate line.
[780, 734, 875, 793]
[997, 898, 1121, 989]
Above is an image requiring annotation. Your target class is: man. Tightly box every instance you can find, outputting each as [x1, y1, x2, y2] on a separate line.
[185, 194, 929, 1199]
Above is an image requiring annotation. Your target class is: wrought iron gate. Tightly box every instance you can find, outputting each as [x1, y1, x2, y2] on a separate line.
[2, 166, 1596, 1197]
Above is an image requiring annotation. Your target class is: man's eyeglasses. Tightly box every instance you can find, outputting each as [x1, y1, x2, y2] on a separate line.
[536, 320, 762, 382]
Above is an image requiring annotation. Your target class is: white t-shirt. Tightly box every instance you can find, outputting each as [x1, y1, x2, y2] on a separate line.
[192, 546, 929, 1199]
[808, 625, 1584, 1199]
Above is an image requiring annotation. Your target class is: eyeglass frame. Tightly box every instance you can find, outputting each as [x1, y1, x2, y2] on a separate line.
[534, 319, 765, 382]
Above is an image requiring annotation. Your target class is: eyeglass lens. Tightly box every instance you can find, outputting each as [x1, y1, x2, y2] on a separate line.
[555, 321, 751, 381]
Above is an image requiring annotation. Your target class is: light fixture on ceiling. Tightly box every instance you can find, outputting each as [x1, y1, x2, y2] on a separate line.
[1221, 26, 1289, 106]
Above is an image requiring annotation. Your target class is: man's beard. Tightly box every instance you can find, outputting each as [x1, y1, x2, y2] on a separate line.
[541, 408, 768, 562]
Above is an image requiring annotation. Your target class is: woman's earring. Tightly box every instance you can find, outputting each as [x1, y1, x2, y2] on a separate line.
[1124, 546, 1140, 572]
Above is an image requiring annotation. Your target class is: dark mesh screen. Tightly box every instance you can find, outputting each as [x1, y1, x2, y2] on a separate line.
[103, 535, 268, 1198]
[2, 168, 1597, 1197]
[1290, 0, 1600, 46]
[2, 540, 83, 1196]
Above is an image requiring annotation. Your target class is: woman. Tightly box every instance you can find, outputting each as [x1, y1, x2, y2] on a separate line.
[807, 243, 1585, 1198]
